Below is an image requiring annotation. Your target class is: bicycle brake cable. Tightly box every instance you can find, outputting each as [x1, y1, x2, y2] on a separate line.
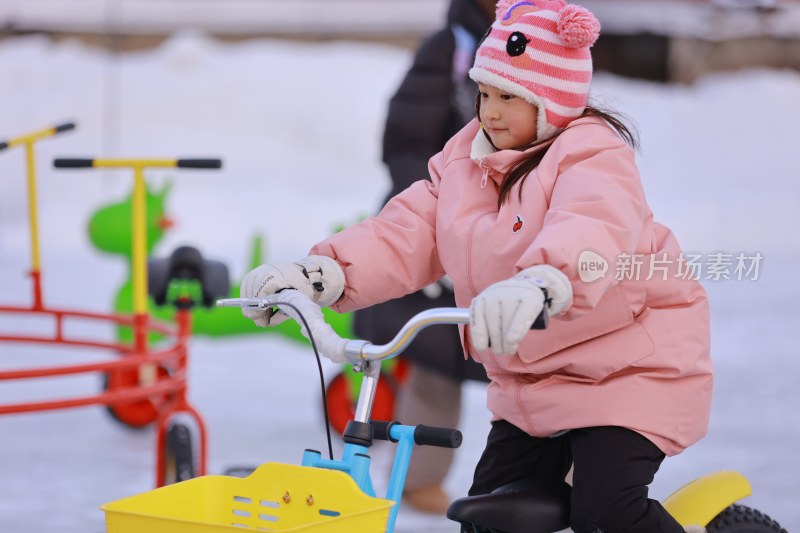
[271, 302, 334, 460]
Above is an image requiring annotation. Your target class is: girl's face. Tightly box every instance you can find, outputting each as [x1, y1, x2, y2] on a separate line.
[478, 83, 538, 150]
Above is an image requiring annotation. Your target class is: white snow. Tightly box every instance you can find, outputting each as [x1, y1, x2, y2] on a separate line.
[1, 33, 799, 532]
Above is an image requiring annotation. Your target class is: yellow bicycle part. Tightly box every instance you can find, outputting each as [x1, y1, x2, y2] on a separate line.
[663, 470, 752, 528]
[1, 122, 75, 308]
[102, 462, 393, 532]
[54, 156, 220, 354]
[78, 159, 184, 317]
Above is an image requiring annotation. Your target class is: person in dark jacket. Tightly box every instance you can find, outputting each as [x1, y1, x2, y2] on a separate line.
[352, 0, 497, 514]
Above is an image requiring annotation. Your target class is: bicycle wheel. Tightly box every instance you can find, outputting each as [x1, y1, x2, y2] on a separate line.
[162, 422, 196, 485]
[707, 504, 787, 533]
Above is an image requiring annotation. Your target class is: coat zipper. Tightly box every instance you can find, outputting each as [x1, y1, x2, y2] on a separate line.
[466, 209, 496, 295]
[479, 162, 490, 189]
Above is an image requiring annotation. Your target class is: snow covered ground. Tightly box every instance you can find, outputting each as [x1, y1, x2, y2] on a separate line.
[1, 33, 799, 532]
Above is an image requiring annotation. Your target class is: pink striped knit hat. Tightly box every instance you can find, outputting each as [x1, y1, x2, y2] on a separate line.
[469, 0, 600, 141]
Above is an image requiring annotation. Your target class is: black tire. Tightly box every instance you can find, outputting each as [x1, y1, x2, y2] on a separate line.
[163, 422, 196, 485]
[707, 504, 787, 533]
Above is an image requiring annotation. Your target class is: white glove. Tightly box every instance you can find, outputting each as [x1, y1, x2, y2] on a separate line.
[240, 255, 345, 327]
[470, 265, 573, 356]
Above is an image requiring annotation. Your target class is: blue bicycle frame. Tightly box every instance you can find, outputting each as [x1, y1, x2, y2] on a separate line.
[301, 422, 419, 532]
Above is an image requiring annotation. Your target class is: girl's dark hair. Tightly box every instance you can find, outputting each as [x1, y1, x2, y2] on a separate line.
[475, 96, 639, 208]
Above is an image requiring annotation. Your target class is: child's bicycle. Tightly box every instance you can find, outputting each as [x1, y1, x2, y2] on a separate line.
[101, 290, 787, 533]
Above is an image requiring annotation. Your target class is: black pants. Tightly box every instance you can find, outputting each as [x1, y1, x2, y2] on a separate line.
[467, 422, 684, 533]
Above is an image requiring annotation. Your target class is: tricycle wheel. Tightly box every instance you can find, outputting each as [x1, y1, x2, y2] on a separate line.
[707, 504, 787, 532]
[162, 422, 196, 485]
[103, 366, 172, 428]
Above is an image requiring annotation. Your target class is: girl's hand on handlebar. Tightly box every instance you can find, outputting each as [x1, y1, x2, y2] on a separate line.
[239, 256, 345, 327]
[469, 265, 573, 356]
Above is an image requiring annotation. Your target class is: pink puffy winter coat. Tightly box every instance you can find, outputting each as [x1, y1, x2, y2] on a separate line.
[311, 117, 712, 455]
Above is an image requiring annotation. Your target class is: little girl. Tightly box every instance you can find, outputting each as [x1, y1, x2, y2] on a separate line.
[240, 1, 712, 531]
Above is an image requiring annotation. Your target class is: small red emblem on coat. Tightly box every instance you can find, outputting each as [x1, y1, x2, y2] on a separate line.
[512, 215, 524, 233]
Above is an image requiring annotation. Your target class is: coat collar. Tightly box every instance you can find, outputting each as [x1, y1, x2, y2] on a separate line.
[469, 124, 555, 186]
[470, 126, 496, 161]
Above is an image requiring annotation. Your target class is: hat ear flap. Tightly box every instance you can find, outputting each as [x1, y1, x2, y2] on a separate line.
[557, 4, 601, 48]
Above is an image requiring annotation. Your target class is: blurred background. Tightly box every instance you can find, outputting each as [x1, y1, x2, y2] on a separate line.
[1, 1, 799, 532]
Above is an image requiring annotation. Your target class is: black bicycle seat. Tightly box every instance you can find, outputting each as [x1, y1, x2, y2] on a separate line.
[447, 479, 570, 533]
[148, 245, 230, 307]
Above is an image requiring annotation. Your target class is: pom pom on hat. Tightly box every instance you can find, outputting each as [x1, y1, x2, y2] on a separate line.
[557, 4, 601, 48]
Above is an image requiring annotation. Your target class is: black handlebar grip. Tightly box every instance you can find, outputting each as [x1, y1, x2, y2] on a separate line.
[0, 141, 8, 152]
[54, 158, 94, 168]
[54, 122, 76, 134]
[529, 287, 549, 330]
[531, 309, 548, 330]
[414, 425, 462, 449]
[176, 158, 222, 169]
[371, 420, 399, 443]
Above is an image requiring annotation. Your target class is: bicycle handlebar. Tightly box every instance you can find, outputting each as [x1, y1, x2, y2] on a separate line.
[372, 420, 462, 449]
[218, 291, 470, 365]
[53, 158, 222, 169]
[218, 290, 547, 426]
[0, 122, 76, 152]
[53, 158, 93, 168]
[217, 289, 547, 365]
[176, 158, 222, 169]
[54, 122, 76, 134]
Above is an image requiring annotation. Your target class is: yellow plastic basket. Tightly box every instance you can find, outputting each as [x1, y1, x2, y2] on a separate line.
[102, 463, 394, 532]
